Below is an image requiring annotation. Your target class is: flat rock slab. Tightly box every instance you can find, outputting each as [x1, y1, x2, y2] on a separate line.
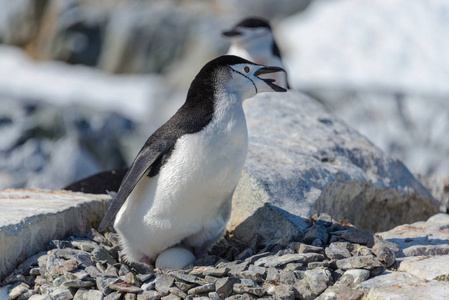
[0, 189, 111, 279]
[228, 91, 438, 243]
[357, 270, 449, 299]
[379, 213, 449, 257]
[398, 255, 449, 281]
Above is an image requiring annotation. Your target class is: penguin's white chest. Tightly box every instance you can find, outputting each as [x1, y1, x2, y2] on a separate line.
[114, 104, 248, 261]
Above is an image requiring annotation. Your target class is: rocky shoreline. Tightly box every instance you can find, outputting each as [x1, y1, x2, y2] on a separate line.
[2, 213, 398, 300]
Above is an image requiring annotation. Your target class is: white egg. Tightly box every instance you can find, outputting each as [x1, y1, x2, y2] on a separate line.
[155, 247, 196, 270]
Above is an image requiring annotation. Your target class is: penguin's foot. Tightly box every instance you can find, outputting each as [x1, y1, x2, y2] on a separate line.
[139, 255, 155, 267]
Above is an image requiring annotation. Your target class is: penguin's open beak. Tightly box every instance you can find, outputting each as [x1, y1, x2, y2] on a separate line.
[222, 28, 241, 37]
[255, 66, 288, 92]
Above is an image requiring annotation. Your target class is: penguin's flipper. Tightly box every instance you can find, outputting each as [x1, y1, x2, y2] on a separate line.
[98, 142, 172, 232]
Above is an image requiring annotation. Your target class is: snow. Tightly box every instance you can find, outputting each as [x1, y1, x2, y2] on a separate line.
[0, 46, 169, 123]
[279, 0, 449, 96]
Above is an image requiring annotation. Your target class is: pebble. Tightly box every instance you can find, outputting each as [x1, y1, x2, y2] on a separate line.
[3, 213, 398, 300]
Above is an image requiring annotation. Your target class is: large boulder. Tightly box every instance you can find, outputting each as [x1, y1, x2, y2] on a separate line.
[228, 91, 438, 243]
[278, 0, 449, 176]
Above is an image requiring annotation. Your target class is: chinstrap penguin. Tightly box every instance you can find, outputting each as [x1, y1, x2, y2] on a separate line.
[223, 17, 290, 89]
[98, 55, 286, 264]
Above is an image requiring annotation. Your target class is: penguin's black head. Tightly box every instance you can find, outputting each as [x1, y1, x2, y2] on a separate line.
[188, 55, 286, 104]
[223, 17, 272, 37]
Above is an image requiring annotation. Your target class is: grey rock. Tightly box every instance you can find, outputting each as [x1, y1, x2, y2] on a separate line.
[187, 282, 215, 295]
[68, 250, 95, 269]
[122, 272, 141, 286]
[303, 225, 330, 245]
[62, 279, 94, 288]
[124, 293, 137, 300]
[61, 259, 80, 272]
[233, 284, 266, 297]
[340, 229, 373, 245]
[28, 295, 54, 300]
[71, 239, 99, 252]
[336, 255, 383, 270]
[85, 229, 112, 247]
[155, 274, 174, 295]
[168, 287, 187, 298]
[293, 280, 315, 300]
[104, 264, 119, 277]
[8, 283, 30, 299]
[73, 289, 104, 300]
[315, 214, 333, 227]
[136, 273, 154, 283]
[263, 282, 295, 300]
[201, 267, 230, 277]
[325, 242, 352, 259]
[357, 270, 449, 299]
[279, 270, 296, 285]
[92, 246, 117, 265]
[129, 262, 154, 276]
[228, 92, 437, 244]
[294, 243, 324, 254]
[137, 290, 162, 300]
[49, 240, 73, 249]
[351, 245, 373, 257]
[208, 291, 221, 300]
[109, 282, 143, 293]
[398, 255, 449, 281]
[215, 277, 233, 299]
[265, 268, 279, 282]
[234, 248, 253, 261]
[371, 241, 396, 267]
[85, 266, 102, 278]
[417, 174, 449, 213]
[307, 261, 330, 269]
[168, 272, 206, 285]
[244, 252, 271, 264]
[104, 232, 120, 248]
[4, 270, 27, 284]
[160, 295, 180, 300]
[18, 252, 45, 271]
[70, 269, 89, 280]
[30, 268, 41, 276]
[227, 261, 250, 277]
[339, 269, 370, 286]
[304, 268, 333, 295]
[53, 275, 69, 286]
[255, 253, 324, 268]
[174, 281, 194, 292]
[49, 287, 73, 300]
[96, 277, 123, 295]
[119, 264, 132, 276]
[141, 277, 157, 291]
[378, 213, 449, 257]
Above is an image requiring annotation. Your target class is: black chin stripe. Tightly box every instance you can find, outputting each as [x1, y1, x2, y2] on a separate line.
[229, 68, 258, 94]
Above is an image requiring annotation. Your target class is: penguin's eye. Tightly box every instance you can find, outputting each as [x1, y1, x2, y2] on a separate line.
[244, 66, 250, 73]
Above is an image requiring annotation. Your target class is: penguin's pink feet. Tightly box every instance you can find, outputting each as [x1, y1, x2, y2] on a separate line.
[139, 256, 155, 268]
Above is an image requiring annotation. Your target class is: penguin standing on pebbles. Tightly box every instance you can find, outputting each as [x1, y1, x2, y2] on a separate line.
[99, 55, 286, 267]
[223, 17, 290, 89]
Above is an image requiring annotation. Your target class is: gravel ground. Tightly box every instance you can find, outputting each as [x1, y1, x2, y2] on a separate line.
[1, 214, 397, 300]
